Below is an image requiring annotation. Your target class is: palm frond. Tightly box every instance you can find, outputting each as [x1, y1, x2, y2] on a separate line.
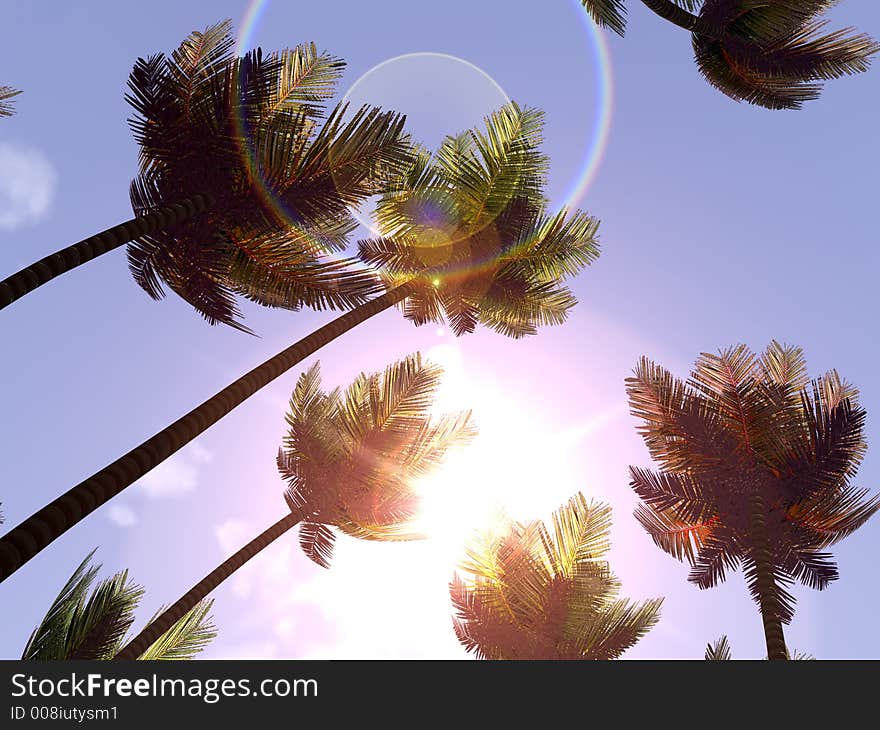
[694, 0, 879, 109]
[705, 635, 732, 660]
[263, 43, 345, 123]
[137, 600, 217, 660]
[22, 551, 102, 660]
[703, 634, 815, 659]
[298, 521, 336, 568]
[280, 354, 474, 552]
[22, 552, 214, 660]
[0, 85, 21, 117]
[361, 102, 599, 339]
[580, 1, 628, 37]
[125, 23, 406, 330]
[64, 570, 143, 659]
[454, 495, 661, 659]
[629, 342, 878, 630]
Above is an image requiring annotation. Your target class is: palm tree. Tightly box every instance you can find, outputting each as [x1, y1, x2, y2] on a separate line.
[580, 1, 879, 109]
[704, 634, 814, 660]
[360, 103, 600, 338]
[0, 102, 599, 584]
[112, 353, 473, 659]
[451, 493, 662, 659]
[627, 341, 879, 660]
[23, 550, 216, 660]
[0, 86, 20, 117]
[0, 20, 408, 323]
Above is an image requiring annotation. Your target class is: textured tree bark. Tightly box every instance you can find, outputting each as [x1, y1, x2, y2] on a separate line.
[0, 280, 418, 582]
[113, 513, 301, 660]
[748, 494, 788, 661]
[0, 194, 215, 311]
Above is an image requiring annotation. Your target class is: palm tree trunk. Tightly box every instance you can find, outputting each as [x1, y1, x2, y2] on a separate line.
[0, 194, 215, 312]
[0, 280, 417, 583]
[747, 494, 788, 661]
[114, 512, 301, 660]
[640, 0, 723, 38]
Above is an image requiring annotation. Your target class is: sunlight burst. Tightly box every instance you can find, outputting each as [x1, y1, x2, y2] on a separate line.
[410, 344, 597, 568]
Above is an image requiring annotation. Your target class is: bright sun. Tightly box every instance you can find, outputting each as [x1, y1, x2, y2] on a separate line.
[410, 343, 598, 568]
[275, 340, 627, 658]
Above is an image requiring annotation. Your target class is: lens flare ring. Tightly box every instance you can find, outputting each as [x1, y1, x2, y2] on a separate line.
[232, 0, 613, 261]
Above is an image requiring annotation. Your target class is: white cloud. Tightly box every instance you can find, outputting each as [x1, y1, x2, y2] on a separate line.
[190, 443, 214, 465]
[0, 142, 57, 231]
[107, 503, 137, 527]
[136, 444, 213, 498]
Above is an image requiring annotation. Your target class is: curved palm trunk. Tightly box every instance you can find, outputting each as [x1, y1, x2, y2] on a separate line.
[0, 280, 417, 583]
[0, 194, 215, 312]
[114, 513, 300, 660]
[640, 0, 722, 38]
[747, 494, 788, 661]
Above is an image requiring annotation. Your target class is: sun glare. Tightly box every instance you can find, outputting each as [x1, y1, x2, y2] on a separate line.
[410, 344, 589, 568]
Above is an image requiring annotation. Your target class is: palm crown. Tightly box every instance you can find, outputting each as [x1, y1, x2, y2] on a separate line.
[580, 1, 878, 109]
[358, 102, 601, 338]
[451, 493, 662, 659]
[22, 551, 216, 660]
[627, 342, 879, 637]
[278, 354, 475, 567]
[126, 19, 412, 330]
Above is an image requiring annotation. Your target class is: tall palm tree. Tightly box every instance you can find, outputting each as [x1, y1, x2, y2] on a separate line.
[451, 493, 662, 659]
[113, 353, 473, 659]
[0, 102, 600, 584]
[627, 341, 879, 660]
[0, 20, 408, 323]
[704, 634, 814, 660]
[23, 550, 216, 660]
[580, 1, 879, 109]
[0, 86, 20, 117]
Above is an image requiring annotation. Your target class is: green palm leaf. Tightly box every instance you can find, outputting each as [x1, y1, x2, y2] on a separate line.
[125, 21, 411, 330]
[137, 600, 217, 660]
[452, 494, 662, 659]
[360, 102, 600, 339]
[22, 552, 216, 660]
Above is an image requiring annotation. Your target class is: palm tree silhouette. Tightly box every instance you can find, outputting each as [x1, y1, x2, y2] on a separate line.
[0, 20, 408, 324]
[580, 1, 878, 109]
[113, 353, 473, 659]
[0, 86, 20, 117]
[627, 341, 879, 660]
[451, 493, 662, 659]
[22, 550, 216, 660]
[0, 102, 599, 584]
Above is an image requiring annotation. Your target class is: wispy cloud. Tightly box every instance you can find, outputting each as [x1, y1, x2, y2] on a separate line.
[0, 142, 57, 231]
[107, 503, 137, 528]
[136, 443, 214, 499]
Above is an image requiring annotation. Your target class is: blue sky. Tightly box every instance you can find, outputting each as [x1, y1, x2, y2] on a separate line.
[1, 0, 878, 659]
